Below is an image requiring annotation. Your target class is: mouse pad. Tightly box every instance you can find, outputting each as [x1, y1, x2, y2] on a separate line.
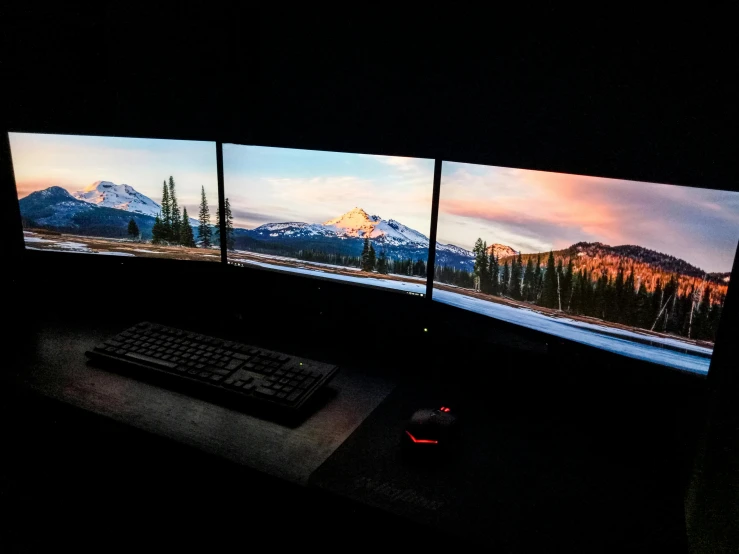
[308, 383, 687, 551]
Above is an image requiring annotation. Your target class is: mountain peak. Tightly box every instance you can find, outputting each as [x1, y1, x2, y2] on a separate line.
[322, 207, 383, 237]
[74, 180, 160, 217]
[487, 243, 518, 259]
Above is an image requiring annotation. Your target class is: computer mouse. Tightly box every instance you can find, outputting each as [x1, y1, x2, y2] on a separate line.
[401, 406, 459, 452]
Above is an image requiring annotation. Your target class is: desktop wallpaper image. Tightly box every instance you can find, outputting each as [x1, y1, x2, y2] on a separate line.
[10, 132, 220, 261]
[223, 144, 439, 296]
[433, 161, 739, 374]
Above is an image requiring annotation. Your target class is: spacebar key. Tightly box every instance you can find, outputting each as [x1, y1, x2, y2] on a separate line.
[124, 352, 178, 370]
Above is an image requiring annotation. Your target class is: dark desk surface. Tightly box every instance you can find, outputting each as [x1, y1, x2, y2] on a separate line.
[7, 317, 395, 485]
[4, 313, 701, 551]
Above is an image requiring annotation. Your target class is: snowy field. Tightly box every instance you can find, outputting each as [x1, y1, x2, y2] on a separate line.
[232, 257, 428, 295]
[233, 250, 363, 272]
[23, 231, 220, 261]
[230, 251, 430, 281]
[433, 288, 711, 374]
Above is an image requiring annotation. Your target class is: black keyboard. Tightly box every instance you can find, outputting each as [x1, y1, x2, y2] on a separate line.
[86, 322, 339, 413]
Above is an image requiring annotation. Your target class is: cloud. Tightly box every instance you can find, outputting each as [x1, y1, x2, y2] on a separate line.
[437, 162, 739, 271]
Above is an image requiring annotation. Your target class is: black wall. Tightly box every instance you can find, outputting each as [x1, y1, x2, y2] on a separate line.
[2, 11, 735, 191]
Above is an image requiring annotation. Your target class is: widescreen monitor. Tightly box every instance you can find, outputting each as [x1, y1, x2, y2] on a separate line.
[9, 132, 219, 262]
[223, 144, 434, 297]
[433, 161, 739, 374]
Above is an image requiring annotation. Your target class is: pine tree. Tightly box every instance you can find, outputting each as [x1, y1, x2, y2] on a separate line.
[634, 282, 649, 328]
[555, 258, 564, 310]
[562, 258, 575, 311]
[472, 238, 486, 291]
[488, 254, 500, 296]
[377, 249, 388, 274]
[161, 181, 172, 242]
[127, 218, 140, 240]
[224, 197, 235, 251]
[361, 237, 371, 271]
[168, 176, 180, 243]
[613, 265, 625, 322]
[509, 253, 522, 299]
[501, 261, 510, 295]
[368, 242, 376, 271]
[533, 254, 543, 301]
[179, 207, 196, 247]
[522, 258, 535, 301]
[151, 213, 166, 244]
[198, 186, 212, 248]
[623, 270, 636, 325]
[695, 285, 712, 340]
[708, 302, 722, 343]
[650, 278, 663, 329]
[541, 251, 557, 308]
[214, 205, 221, 247]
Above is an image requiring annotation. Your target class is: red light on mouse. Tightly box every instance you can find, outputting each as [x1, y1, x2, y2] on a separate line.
[440, 407, 450, 413]
[405, 430, 438, 444]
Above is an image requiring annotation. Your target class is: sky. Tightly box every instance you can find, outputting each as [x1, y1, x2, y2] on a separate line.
[9, 132, 218, 218]
[438, 161, 739, 273]
[223, 144, 435, 234]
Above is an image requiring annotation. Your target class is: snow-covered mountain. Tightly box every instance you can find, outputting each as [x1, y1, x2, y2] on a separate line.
[19, 186, 158, 238]
[487, 243, 518, 259]
[252, 207, 433, 248]
[73, 181, 161, 217]
[239, 207, 475, 268]
[322, 207, 431, 246]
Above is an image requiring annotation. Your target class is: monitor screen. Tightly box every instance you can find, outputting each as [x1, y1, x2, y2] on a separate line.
[9, 132, 219, 262]
[433, 161, 739, 374]
[223, 144, 434, 297]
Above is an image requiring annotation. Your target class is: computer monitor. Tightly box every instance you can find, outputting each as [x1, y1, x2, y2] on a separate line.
[223, 144, 434, 297]
[433, 161, 739, 375]
[9, 132, 219, 262]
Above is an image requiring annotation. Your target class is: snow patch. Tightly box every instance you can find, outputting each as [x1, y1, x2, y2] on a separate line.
[433, 288, 711, 374]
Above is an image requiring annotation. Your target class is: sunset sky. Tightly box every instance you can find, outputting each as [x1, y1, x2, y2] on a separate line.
[223, 144, 435, 233]
[9, 132, 218, 217]
[438, 162, 739, 273]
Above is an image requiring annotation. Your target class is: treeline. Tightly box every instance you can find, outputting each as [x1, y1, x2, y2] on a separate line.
[435, 237, 724, 342]
[144, 178, 234, 250]
[292, 237, 428, 277]
[360, 237, 427, 276]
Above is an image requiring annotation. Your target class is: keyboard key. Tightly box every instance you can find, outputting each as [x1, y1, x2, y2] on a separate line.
[255, 387, 276, 397]
[210, 368, 231, 376]
[242, 383, 255, 392]
[233, 353, 251, 361]
[124, 352, 178, 369]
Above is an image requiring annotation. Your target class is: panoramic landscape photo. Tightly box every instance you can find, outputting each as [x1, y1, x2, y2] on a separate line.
[433, 161, 739, 373]
[10, 133, 220, 261]
[222, 144, 439, 295]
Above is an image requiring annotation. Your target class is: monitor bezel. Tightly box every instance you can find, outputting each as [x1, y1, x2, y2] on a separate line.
[429, 158, 739, 378]
[221, 140, 437, 299]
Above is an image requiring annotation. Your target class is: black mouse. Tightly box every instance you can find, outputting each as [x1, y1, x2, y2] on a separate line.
[401, 406, 459, 452]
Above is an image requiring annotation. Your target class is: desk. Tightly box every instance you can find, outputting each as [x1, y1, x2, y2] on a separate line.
[4, 313, 695, 551]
